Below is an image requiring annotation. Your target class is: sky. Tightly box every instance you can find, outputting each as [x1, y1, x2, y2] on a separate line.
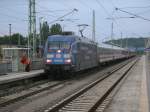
[0, 0, 150, 43]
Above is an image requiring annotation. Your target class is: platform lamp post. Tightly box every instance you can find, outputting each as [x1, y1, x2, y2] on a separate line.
[9, 24, 11, 47]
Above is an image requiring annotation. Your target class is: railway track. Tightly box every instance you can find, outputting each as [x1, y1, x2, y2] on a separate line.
[0, 80, 66, 107]
[44, 57, 138, 112]
[0, 58, 136, 109]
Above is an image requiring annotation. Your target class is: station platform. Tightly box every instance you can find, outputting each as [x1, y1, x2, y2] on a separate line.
[104, 55, 149, 112]
[0, 70, 44, 85]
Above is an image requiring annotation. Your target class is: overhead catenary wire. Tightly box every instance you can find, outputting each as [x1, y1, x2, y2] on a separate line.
[95, 0, 141, 44]
[115, 8, 150, 22]
[136, 9, 150, 15]
[36, 2, 78, 24]
[48, 9, 78, 25]
[120, 6, 150, 9]
[36, 2, 72, 15]
[37, 11, 57, 18]
[107, 1, 149, 39]
[95, 0, 121, 39]
[0, 6, 28, 16]
[96, 0, 144, 39]
[0, 12, 27, 22]
[77, 0, 93, 10]
[95, 0, 114, 17]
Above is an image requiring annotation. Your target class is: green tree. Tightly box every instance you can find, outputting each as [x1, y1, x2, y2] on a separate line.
[49, 23, 62, 35]
[0, 33, 26, 45]
[0, 35, 9, 44]
[41, 21, 49, 45]
[105, 37, 147, 48]
[11, 33, 27, 45]
[0, 46, 2, 59]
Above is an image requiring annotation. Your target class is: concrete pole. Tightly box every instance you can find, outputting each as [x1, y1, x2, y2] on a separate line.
[33, 0, 36, 58]
[126, 37, 128, 49]
[28, 0, 31, 58]
[121, 32, 123, 48]
[39, 21, 41, 46]
[111, 22, 113, 48]
[92, 10, 95, 42]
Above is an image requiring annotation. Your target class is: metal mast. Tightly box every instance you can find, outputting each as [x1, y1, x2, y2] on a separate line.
[111, 22, 113, 48]
[28, 0, 31, 57]
[121, 32, 123, 48]
[29, 0, 36, 58]
[92, 10, 95, 42]
[9, 24, 11, 47]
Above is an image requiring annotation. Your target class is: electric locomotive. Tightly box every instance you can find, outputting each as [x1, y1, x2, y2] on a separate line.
[43, 35, 98, 75]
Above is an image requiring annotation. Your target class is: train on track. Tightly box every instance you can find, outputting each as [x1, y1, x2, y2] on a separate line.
[43, 34, 134, 77]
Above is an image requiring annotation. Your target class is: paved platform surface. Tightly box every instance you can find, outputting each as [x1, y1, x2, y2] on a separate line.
[0, 70, 44, 85]
[104, 56, 149, 112]
[146, 54, 150, 111]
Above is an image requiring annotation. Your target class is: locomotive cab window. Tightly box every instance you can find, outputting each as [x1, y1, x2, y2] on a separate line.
[60, 42, 70, 49]
[48, 41, 70, 50]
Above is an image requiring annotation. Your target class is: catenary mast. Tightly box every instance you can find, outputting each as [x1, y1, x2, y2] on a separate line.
[28, 0, 36, 58]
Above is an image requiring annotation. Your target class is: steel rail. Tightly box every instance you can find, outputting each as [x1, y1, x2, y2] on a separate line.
[0, 81, 66, 107]
[44, 57, 138, 112]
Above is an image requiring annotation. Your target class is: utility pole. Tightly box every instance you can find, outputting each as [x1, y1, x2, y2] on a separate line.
[28, 0, 31, 58]
[9, 24, 11, 47]
[126, 37, 128, 49]
[111, 22, 113, 48]
[121, 32, 123, 48]
[29, 0, 36, 58]
[92, 10, 95, 42]
[33, 0, 36, 57]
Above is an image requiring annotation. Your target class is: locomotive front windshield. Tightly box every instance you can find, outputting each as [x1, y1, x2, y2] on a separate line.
[48, 41, 70, 49]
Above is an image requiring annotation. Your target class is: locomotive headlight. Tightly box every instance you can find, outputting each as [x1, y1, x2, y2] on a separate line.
[47, 54, 54, 58]
[46, 59, 52, 63]
[57, 50, 61, 53]
[65, 59, 71, 63]
[64, 54, 71, 58]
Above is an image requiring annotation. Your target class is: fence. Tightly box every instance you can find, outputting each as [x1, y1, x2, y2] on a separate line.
[0, 59, 44, 75]
[0, 62, 12, 75]
[31, 59, 44, 70]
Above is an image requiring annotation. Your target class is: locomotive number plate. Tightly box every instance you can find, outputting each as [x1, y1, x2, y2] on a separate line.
[54, 59, 63, 62]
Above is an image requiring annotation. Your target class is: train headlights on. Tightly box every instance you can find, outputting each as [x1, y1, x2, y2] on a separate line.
[57, 50, 61, 53]
[65, 59, 71, 63]
[46, 59, 52, 63]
